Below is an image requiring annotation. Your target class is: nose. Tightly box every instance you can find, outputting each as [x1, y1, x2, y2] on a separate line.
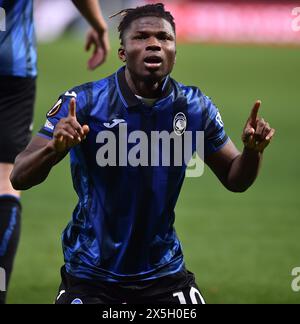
[146, 45, 161, 52]
[146, 37, 161, 52]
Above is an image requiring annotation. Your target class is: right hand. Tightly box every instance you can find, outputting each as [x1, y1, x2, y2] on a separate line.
[85, 27, 110, 70]
[51, 99, 90, 153]
[242, 100, 275, 153]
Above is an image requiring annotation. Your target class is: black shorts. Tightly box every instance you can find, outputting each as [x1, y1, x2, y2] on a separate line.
[0, 76, 36, 163]
[55, 266, 206, 305]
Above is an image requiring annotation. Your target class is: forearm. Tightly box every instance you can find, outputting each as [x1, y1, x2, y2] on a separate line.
[10, 143, 66, 191]
[72, 0, 107, 32]
[227, 148, 263, 192]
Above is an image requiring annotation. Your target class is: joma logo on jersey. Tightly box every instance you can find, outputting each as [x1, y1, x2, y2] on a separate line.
[103, 119, 126, 129]
[0, 267, 6, 292]
[292, 7, 300, 32]
[0, 7, 6, 32]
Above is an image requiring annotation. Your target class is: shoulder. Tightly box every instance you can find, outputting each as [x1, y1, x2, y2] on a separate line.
[65, 77, 111, 102]
[172, 79, 203, 100]
[171, 79, 224, 130]
[171, 79, 214, 113]
[171, 79, 215, 114]
[53, 76, 112, 112]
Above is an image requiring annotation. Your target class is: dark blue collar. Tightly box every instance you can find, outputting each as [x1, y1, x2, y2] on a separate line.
[115, 66, 173, 109]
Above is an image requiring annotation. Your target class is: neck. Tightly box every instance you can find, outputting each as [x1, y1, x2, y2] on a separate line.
[125, 67, 164, 98]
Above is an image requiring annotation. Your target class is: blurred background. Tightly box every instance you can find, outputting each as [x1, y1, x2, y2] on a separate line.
[7, 0, 300, 303]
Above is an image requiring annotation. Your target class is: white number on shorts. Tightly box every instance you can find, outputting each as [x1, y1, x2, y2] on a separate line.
[173, 287, 205, 304]
[173, 291, 187, 304]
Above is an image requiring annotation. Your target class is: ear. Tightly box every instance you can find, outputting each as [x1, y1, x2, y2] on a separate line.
[118, 47, 126, 62]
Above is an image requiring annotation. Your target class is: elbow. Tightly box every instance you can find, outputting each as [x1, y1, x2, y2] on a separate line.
[225, 176, 254, 193]
[10, 175, 20, 191]
[10, 167, 47, 191]
[10, 168, 31, 191]
[10, 172, 23, 191]
[225, 182, 251, 193]
[10, 180, 31, 191]
[229, 186, 249, 193]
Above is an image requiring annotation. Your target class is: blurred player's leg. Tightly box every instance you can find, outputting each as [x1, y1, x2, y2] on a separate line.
[0, 76, 36, 303]
[0, 194, 21, 304]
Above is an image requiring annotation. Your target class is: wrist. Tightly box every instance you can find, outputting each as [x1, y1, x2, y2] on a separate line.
[46, 139, 57, 152]
[93, 18, 108, 34]
[46, 140, 67, 159]
[243, 146, 263, 158]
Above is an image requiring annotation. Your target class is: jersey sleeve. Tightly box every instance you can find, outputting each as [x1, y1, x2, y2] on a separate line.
[37, 88, 90, 140]
[202, 95, 229, 157]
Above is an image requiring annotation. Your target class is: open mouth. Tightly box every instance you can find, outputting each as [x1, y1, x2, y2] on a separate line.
[144, 56, 163, 69]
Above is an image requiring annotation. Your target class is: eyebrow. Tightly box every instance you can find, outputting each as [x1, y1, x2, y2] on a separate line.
[134, 30, 174, 37]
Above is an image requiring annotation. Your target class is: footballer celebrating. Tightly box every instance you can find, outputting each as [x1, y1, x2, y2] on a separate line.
[11, 3, 275, 304]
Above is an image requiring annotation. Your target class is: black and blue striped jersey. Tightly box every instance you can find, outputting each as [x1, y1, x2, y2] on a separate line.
[38, 67, 229, 282]
[0, 0, 37, 77]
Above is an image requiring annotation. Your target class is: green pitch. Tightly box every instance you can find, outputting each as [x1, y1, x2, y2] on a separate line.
[7, 37, 300, 304]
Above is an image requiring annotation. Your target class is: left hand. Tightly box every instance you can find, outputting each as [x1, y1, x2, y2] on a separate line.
[85, 28, 110, 70]
[242, 100, 275, 153]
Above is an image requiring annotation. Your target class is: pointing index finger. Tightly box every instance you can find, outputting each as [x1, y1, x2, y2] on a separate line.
[249, 100, 261, 124]
[68, 98, 77, 119]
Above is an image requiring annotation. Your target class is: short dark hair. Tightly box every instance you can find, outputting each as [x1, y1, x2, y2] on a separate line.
[113, 3, 176, 44]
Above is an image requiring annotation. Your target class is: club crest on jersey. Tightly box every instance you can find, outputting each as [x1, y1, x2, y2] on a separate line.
[173, 112, 187, 136]
[47, 98, 62, 118]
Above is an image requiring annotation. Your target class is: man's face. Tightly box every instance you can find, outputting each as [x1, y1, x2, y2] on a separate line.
[119, 16, 176, 82]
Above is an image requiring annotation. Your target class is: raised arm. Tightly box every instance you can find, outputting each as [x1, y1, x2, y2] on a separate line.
[205, 100, 275, 192]
[10, 99, 89, 190]
[71, 0, 110, 69]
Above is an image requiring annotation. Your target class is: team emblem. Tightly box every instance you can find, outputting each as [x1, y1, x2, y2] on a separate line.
[173, 112, 187, 136]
